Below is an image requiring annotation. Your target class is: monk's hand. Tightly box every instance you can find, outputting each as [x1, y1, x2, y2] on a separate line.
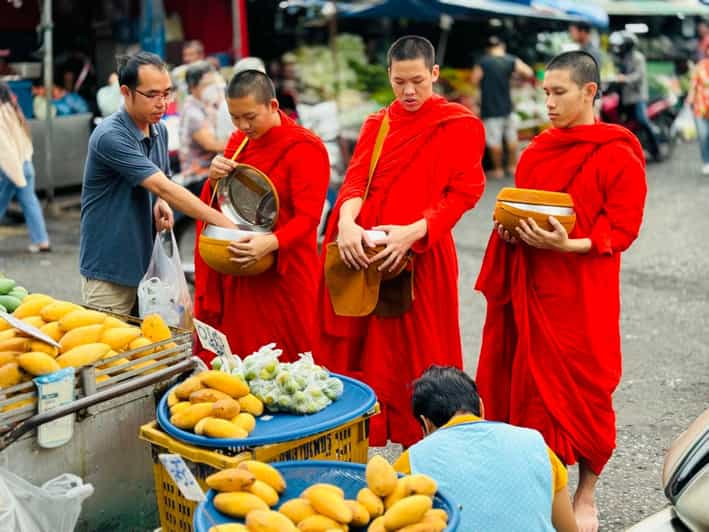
[371, 221, 426, 273]
[336, 218, 373, 270]
[228, 234, 278, 270]
[516, 216, 569, 251]
[209, 155, 238, 182]
[494, 221, 518, 244]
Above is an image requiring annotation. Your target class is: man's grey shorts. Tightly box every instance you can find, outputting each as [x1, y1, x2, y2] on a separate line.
[483, 114, 519, 148]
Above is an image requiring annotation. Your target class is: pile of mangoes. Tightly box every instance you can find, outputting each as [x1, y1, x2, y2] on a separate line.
[0, 276, 28, 313]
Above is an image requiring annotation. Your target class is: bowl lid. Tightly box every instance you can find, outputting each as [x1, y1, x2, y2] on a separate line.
[217, 164, 279, 230]
[497, 187, 574, 207]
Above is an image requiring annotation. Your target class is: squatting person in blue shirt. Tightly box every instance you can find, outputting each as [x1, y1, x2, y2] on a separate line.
[394, 366, 578, 531]
[80, 52, 233, 315]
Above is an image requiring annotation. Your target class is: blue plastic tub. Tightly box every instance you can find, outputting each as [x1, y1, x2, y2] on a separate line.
[156, 374, 377, 449]
[193, 460, 460, 531]
[7, 80, 33, 119]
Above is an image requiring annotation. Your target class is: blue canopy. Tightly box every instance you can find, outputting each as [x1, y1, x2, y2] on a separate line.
[506, 0, 609, 28]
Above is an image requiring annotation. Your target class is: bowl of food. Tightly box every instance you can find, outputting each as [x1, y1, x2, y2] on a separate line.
[198, 224, 274, 276]
[494, 187, 576, 236]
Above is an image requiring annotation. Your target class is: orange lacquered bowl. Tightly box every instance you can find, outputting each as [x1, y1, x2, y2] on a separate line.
[494, 187, 576, 235]
[198, 225, 274, 276]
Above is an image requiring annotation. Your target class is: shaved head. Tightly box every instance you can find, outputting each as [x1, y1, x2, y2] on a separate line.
[227, 69, 276, 104]
[546, 51, 600, 99]
[387, 35, 436, 70]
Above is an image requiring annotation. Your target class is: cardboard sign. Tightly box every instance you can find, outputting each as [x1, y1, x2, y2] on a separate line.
[158, 454, 206, 502]
[0, 310, 61, 348]
[193, 318, 232, 358]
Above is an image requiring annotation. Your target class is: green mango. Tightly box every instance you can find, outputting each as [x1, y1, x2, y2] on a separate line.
[0, 278, 16, 295]
[7, 288, 26, 301]
[0, 295, 22, 313]
[0, 304, 6, 313]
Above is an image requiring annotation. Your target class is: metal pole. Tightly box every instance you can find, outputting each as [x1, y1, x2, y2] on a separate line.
[41, 0, 55, 208]
[232, 0, 242, 59]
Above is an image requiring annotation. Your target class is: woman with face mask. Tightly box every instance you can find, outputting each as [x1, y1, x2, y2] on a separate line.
[178, 61, 227, 199]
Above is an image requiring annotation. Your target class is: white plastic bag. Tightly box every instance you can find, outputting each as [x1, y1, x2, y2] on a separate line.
[0, 468, 94, 532]
[138, 229, 193, 329]
[675, 103, 697, 141]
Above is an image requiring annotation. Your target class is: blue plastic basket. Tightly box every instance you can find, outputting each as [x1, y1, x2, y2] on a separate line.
[193, 460, 460, 531]
[157, 374, 377, 449]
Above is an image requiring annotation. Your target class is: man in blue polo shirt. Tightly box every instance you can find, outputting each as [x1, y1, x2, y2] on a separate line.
[80, 51, 233, 315]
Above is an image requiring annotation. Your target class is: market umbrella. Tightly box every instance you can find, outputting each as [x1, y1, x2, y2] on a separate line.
[504, 0, 609, 27]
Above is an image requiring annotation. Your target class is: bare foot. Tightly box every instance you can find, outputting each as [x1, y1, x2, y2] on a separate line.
[489, 169, 504, 180]
[574, 496, 599, 532]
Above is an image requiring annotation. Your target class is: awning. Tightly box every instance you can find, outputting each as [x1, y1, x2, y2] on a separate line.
[596, 0, 709, 16]
[505, 0, 609, 27]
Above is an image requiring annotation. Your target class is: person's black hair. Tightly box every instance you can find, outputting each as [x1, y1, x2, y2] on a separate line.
[116, 51, 167, 91]
[546, 50, 600, 99]
[570, 21, 592, 33]
[412, 366, 481, 428]
[183, 40, 204, 55]
[387, 35, 436, 70]
[186, 61, 213, 90]
[227, 69, 276, 103]
[487, 35, 504, 48]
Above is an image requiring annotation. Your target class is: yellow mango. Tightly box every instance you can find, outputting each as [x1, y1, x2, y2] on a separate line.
[167, 391, 179, 407]
[0, 317, 12, 332]
[211, 398, 240, 419]
[278, 498, 316, 525]
[99, 350, 131, 370]
[384, 478, 412, 510]
[56, 343, 111, 368]
[103, 316, 130, 329]
[208, 525, 248, 532]
[20, 316, 46, 330]
[0, 329, 16, 341]
[17, 352, 60, 376]
[407, 474, 437, 497]
[39, 322, 64, 342]
[397, 521, 446, 532]
[169, 402, 213, 430]
[0, 351, 18, 366]
[199, 370, 249, 398]
[345, 500, 370, 527]
[170, 401, 191, 415]
[383, 495, 432, 531]
[2, 397, 36, 413]
[247, 479, 280, 507]
[127, 336, 153, 358]
[13, 295, 54, 319]
[189, 388, 231, 403]
[213, 492, 269, 518]
[29, 341, 58, 357]
[301, 483, 344, 500]
[0, 337, 31, 353]
[357, 487, 384, 519]
[366, 455, 398, 498]
[40, 301, 81, 322]
[238, 460, 286, 493]
[194, 416, 210, 435]
[231, 412, 256, 433]
[423, 509, 448, 524]
[367, 515, 387, 532]
[0, 362, 23, 387]
[59, 309, 106, 331]
[303, 484, 352, 524]
[246, 509, 298, 532]
[296, 515, 344, 532]
[201, 418, 247, 439]
[140, 314, 171, 343]
[174, 377, 203, 400]
[238, 393, 264, 416]
[206, 467, 256, 492]
[100, 327, 141, 350]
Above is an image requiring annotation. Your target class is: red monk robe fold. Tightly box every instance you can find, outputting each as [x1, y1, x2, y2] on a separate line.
[193, 111, 329, 363]
[315, 95, 486, 447]
[475, 122, 647, 475]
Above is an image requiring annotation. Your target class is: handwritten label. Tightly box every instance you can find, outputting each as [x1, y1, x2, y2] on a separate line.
[0, 310, 61, 347]
[194, 319, 232, 358]
[158, 454, 206, 502]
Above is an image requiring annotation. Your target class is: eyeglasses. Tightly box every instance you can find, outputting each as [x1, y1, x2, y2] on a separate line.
[134, 88, 176, 103]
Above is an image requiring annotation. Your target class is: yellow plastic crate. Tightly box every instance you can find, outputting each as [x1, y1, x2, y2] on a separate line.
[140, 406, 376, 532]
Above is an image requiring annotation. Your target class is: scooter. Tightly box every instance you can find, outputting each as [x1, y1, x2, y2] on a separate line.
[600, 82, 679, 162]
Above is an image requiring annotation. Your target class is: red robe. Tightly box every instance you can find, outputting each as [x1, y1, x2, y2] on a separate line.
[315, 96, 486, 447]
[193, 111, 329, 362]
[475, 123, 647, 475]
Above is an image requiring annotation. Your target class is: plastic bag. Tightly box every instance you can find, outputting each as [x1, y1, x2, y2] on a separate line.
[138, 229, 193, 329]
[0, 468, 94, 532]
[675, 104, 697, 141]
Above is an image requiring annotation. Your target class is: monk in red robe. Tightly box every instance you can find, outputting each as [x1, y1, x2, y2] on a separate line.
[315, 36, 486, 448]
[476, 51, 647, 531]
[194, 70, 329, 362]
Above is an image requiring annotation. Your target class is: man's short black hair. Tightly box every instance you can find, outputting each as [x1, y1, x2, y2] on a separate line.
[487, 35, 504, 48]
[117, 52, 167, 90]
[186, 61, 214, 90]
[570, 21, 592, 33]
[546, 50, 600, 98]
[227, 69, 276, 103]
[387, 35, 436, 70]
[412, 366, 481, 428]
[183, 40, 204, 55]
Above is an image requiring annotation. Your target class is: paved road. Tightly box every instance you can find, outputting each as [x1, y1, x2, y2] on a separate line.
[1, 142, 707, 530]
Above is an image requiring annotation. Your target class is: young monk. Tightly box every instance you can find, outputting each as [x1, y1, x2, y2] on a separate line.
[475, 51, 647, 532]
[315, 36, 486, 447]
[193, 70, 329, 362]
[394, 366, 577, 532]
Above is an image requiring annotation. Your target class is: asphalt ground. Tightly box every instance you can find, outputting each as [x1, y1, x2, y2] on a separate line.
[1, 141, 707, 530]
